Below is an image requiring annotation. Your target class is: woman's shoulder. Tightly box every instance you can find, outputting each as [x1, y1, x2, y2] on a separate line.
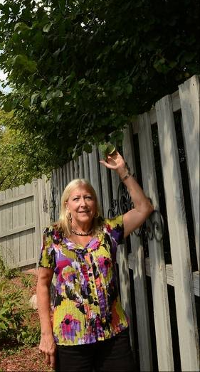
[43, 223, 64, 237]
[103, 215, 123, 229]
[101, 215, 124, 244]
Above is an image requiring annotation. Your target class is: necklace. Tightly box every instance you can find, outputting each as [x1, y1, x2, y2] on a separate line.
[71, 228, 93, 236]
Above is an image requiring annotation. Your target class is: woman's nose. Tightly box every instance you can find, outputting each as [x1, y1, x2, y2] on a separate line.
[80, 197, 87, 206]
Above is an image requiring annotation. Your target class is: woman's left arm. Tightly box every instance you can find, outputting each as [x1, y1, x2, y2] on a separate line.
[100, 151, 154, 238]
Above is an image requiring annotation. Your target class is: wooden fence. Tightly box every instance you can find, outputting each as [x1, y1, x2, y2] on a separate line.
[0, 75, 199, 371]
[0, 176, 50, 268]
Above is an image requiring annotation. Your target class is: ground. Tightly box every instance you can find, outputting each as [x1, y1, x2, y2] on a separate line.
[0, 346, 52, 372]
[0, 269, 53, 372]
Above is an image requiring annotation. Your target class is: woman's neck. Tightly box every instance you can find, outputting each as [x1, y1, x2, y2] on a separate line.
[69, 232, 93, 247]
[71, 223, 93, 236]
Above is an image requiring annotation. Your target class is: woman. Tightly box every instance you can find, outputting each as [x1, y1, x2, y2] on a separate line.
[36, 150, 153, 371]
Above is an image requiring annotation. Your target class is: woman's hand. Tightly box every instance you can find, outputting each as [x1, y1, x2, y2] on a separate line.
[100, 151, 127, 176]
[39, 334, 56, 369]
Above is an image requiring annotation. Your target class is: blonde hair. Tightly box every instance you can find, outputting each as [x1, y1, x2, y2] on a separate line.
[57, 178, 103, 237]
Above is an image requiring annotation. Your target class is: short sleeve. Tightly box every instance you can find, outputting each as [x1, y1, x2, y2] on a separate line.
[103, 215, 124, 245]
[38, 227, 56, 269]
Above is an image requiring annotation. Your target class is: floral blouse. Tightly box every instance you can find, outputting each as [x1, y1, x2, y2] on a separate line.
[38, 215, 129, 346]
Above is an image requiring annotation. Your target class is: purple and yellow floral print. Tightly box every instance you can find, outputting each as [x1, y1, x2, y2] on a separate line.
[39, 215, 129, 346]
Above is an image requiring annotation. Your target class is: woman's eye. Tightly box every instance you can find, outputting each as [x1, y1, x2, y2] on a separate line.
[85, 196, 92, 200]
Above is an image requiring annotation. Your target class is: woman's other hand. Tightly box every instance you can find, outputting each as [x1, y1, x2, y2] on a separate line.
[39, 334, 56, 369]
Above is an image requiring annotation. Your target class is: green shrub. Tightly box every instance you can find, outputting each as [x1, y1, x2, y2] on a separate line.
[0, 254, 20, 279]
[0, 255, 6, 276]
[21, 274, 34, 288]
[20, 323, 40, 346]
[0, 280, 25, 341]
[0, 258, 40, 347]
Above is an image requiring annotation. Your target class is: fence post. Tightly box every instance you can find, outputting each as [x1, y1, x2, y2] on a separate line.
[179, 75, 200, 270]
[33, 179, 41, 266]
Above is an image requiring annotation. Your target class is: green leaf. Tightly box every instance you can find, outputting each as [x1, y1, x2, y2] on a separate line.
[83, 143, 92, 153]
[78, 78, 86, 85]
[31, 93, 39, 105]
[126, 84, 132, 94]
[43, 23, 53, 33]
[53, 90, 63, 98]
[23, 98, 30, 108]
[40, 100, 47, 110]
[12, 54, 27, 67]
[26, 60, 37, 73]
[53, 48, 61, 58]
[3, 100, 13, 112]
[98, 142, 116, 160]
[57, 77, 64, 87]
[14, 22, 30, 32]
[12, 55, 37, 73]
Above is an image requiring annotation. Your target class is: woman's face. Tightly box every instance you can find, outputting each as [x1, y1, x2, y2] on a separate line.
[66, 185, 96, 227]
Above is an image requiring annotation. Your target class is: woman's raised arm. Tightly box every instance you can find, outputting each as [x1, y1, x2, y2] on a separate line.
[100, 151, 154, 237]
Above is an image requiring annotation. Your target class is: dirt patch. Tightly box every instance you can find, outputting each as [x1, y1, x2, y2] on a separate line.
[0, 346, 53, 372]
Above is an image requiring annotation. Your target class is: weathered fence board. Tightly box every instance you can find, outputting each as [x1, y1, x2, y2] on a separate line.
[132, 236, 153, 371]
[156, 94, 199, 371]
[78, 156, 84, 179]
[83, 151, 90, 181]
[37, 175, 51, 248]
[88, 147, 102, 207]
[138, 112, 174, 371]
[123, 126, 153, 372]
[179, 75, 200, 270]
[98, 147, 111, 217]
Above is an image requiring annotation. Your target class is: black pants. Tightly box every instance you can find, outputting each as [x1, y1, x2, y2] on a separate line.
[56, 328, 135, 372]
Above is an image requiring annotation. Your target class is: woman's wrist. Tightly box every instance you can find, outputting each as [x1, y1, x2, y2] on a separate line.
[117, 162, 131, 181]
[41, 330, 54, 337]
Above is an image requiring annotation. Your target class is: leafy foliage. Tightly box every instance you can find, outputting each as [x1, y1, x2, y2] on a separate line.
[0, 0, 199, 172]
[0, 110, 51, 190]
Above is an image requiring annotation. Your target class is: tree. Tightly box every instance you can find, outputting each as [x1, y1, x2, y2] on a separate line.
[0, 110, 51, 190]
[0, 0, 199, 172]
